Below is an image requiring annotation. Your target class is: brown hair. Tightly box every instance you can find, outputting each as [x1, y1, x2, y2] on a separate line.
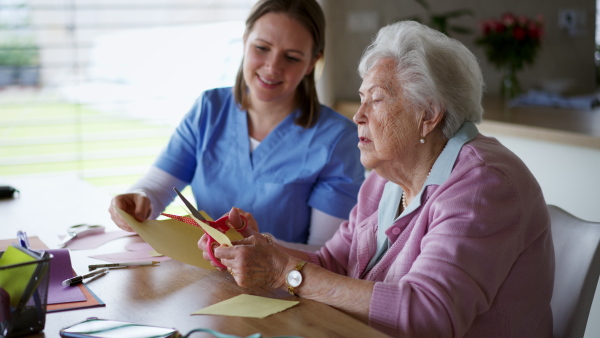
[233, 0, 325, 128]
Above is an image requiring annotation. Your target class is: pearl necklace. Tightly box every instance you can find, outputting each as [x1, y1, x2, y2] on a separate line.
[401, 168, 433, 210]
[401, 139, 448, 211]
[401, 191, 408, 210]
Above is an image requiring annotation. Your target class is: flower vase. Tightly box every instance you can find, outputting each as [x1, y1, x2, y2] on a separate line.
[500, 64, 521, 101]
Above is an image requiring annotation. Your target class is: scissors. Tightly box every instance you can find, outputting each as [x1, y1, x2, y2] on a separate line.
[172, 187, 246, 269]
[57, 224, 106, 248]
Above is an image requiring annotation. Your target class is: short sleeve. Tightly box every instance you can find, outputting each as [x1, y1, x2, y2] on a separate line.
[307, 121, 364, 219]
[154, 95, 206, 183]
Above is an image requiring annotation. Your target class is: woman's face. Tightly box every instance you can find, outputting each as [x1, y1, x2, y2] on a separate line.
[354, 58, 420, 172]
[243, 12, 317, 109]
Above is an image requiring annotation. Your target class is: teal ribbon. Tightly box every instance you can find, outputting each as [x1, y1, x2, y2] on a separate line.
[183, 328, 303, 338]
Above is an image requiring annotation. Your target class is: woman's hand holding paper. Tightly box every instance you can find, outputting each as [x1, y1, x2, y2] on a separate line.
[198, 207, 263, 271]
[109, 192, 152, 232]
[214, 232, 289, 289]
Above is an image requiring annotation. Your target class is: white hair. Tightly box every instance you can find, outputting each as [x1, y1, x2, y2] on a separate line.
[358, 20, 484, 138]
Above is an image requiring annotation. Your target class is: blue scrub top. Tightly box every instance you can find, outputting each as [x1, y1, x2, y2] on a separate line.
[154, 87, 364, 243]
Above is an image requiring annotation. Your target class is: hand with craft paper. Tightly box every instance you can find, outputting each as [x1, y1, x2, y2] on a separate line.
[214, 231, 292, 289]
[198, 207, 259, 270]
[202, 207, 310, 290]
[109, 192, 152, 232]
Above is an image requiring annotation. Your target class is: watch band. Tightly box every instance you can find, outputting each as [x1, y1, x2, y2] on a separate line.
[287, 260, 307, 296]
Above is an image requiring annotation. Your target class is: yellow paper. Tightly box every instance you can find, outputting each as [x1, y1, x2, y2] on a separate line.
[192, 294, 299, 318]
[0, 246, 39, 307]
[199, 210, 212, 221]
[116, 208, 242, 270]
[189, 214, 232, 247]
[174, 200, 231, 247]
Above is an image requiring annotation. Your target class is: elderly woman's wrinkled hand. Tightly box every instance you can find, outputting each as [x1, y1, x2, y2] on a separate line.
[214, 235, 288, 289]
[197, 207, 263, 271]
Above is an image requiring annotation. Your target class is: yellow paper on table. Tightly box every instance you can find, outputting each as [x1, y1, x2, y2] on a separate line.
[0, 246, 39, 307]
[116, 208, 242, 270]
[192, 294, 299, 318]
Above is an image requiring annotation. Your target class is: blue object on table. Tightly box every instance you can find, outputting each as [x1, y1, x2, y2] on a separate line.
[17, 231, 30, 250]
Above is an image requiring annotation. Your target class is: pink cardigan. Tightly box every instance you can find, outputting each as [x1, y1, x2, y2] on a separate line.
[308, 132, 554, 337]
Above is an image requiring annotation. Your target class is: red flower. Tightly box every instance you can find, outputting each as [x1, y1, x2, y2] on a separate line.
[528, 24, 542, 39]
[475, 13, 544, 71]
[502, 12, 516, 26]
[517, 15, 529, 26]
[479, 21, 492, 35]
[513, 26, 526, 40]
[494, 22, 506, 33]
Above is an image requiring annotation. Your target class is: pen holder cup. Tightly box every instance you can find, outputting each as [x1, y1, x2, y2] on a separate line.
[0, 251, 52, 338]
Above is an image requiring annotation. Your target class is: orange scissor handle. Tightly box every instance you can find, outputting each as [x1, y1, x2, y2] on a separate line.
[160, 212, 246, 269]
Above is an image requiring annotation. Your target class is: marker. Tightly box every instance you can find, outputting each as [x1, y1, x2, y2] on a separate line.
[88, 261, 160, 271]
[63, 268, 109, 286]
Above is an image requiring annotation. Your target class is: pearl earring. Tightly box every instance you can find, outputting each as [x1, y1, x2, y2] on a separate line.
[420, 138, 425, 144]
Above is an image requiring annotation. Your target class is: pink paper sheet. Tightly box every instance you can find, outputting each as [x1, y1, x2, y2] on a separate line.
[88, 239, 171, 263]
[61, 230, 136, 250]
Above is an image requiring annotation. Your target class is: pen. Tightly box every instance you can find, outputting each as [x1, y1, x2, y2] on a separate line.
[88, 261, 160, 271]
[17, 230, 30, 249]
[83, 269, 109, 284]
[62, 268, 109, 286]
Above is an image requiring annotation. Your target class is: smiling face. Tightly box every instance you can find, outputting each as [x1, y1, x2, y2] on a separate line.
[354, 58, 421, 175]
[243, 12, 317, 111]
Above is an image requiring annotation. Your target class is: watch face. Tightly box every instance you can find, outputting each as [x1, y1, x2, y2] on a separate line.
[286, 270, 302, 288]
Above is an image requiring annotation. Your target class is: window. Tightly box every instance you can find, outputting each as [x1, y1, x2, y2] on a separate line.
[0, 0, 254, 197]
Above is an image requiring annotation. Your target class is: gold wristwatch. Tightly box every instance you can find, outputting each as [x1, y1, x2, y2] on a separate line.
[285, 260, 307, 296]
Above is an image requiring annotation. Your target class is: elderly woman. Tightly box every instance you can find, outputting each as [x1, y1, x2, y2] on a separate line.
[204, 21, 554, 337]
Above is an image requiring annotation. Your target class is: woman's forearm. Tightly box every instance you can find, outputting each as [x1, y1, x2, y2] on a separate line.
[271, 241, 312, 261]
[128, 166, 187, 218]
[282, 258, 374, 323]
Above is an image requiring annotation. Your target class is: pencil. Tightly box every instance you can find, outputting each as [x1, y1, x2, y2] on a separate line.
[88, 261, 160, 271]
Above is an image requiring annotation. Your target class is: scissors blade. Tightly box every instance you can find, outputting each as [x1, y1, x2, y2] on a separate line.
[173, 187, 207, 221]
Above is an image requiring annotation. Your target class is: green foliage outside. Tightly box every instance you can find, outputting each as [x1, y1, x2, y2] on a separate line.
[0, 102, 171, 190]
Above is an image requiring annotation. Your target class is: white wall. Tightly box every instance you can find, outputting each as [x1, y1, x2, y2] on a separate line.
[325, 0, 597, 102]
[483, 132, 600, 338]
[487, 134, 600, 223]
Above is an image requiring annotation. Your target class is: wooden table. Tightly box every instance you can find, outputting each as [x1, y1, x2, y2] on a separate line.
[0, 175, 388, 338]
